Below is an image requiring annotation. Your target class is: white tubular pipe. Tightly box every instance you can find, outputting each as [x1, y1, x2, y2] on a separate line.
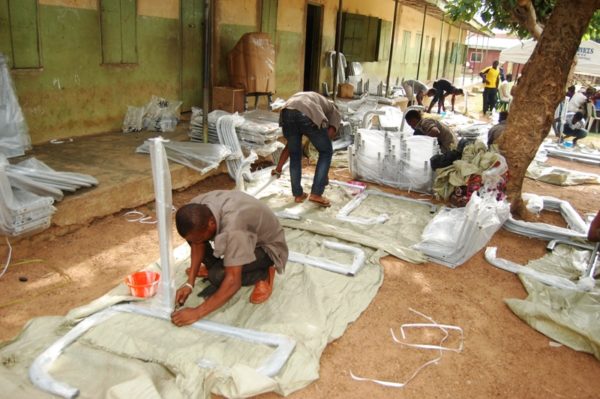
[336, 189, 436, 225]
[288, 240, 366, 276]
[148, 138, 175, 311]
[29, 303, 297, 397]
[29, 308, 119, 398]
[484, 247, 581, 291]
[113, 304, 295, 377]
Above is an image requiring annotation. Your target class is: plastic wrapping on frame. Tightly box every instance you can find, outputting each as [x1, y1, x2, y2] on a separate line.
[414, 194, 510, 268]
[504, 194, 589, 241]
[0, 157, 55, 236]
[29, 303, 297, 398]
[5, 157, 98, 202]
[288, 240, 367, 276]
[0, 54, 31, 157]
[228, 33, 276, 94]
[137, 140, 232, 175]
[148, 138, 175, 310]
[349, 129, 438, 193]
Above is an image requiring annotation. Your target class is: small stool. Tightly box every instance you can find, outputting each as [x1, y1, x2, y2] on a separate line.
[245, 92, 273, 111]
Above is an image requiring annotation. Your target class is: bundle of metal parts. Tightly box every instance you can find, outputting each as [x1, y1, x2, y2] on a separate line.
[29, 138, 296, 398]
[414, 194, 510, 268]
[5, 157, 98, 202]
[190, 108, 283, 157]
[503, 194, 589, 241]
[455, 122, 491, 143]
[0, 163, 54, 236]
[542, 142, 600, 166]
[485, 243, 599, 292]
[216, 113, 255, 183]
[136, 139, 231, 175]
[0, 156, 97, 236]
[349, 129, 439, 193]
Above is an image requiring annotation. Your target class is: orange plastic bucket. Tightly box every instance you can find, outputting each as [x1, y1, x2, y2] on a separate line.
[125, 271, 160, 298]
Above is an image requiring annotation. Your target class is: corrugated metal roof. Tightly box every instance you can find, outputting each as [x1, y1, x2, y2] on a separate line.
[395, 0, 493, 36]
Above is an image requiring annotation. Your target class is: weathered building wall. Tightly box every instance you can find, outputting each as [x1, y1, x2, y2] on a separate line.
[0, 0, 183, 144]
[1, 0, 471, 145]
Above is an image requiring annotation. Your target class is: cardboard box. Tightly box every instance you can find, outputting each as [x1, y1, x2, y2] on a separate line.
[228, 33, 275, 93]
[337, 83, 354, 99]
[212, 86, 245, 113]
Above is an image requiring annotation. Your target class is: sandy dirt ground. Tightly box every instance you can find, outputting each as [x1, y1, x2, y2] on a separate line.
[1, 133, 600, 398]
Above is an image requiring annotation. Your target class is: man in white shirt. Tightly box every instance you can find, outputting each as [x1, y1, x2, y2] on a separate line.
[567, 87, 594, 114]
[563, 111, 588, 145]
[498, 74, 513, 111]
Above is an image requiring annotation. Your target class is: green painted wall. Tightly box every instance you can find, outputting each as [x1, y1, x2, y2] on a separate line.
[0, 4, 180, 144]
[275, 30, 304, 98]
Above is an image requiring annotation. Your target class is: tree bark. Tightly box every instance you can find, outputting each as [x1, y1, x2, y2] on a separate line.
[497, 0, 600, 217]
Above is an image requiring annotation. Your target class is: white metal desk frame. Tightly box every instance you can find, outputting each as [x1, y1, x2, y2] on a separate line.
[29, 138, 296, 398]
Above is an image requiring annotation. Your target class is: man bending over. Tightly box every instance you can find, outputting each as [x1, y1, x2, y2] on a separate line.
[171, 190, 288, 326]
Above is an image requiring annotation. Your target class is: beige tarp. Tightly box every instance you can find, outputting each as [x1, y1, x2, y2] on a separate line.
[526, 160, 600, 186]
[502, 246, 600, 360]
[252, 174, 433, 264]
[0, 229, 384, 398]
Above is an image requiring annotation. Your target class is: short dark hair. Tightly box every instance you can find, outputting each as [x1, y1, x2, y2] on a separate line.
[454, 88, 464, 96]
[573, 111, 584, 121]
[405, 109, 422, 122]
[175, 203, 213, 237]
[506, 74, 513, 82]
[498, 111, 509, 122]
[426, 88, 437, 96]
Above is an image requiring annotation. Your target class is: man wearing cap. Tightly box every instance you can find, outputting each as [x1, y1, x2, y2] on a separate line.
[171, 190, 288, 326]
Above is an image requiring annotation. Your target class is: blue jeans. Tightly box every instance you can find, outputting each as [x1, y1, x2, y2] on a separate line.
[483, 88, 498, 113]
[563, 125, 588, 143]
[281, 109, 332, 196]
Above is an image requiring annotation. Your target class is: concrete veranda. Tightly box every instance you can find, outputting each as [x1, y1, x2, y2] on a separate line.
[13, 121, 226, 237]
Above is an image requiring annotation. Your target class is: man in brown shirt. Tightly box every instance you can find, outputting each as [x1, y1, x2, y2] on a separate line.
[405, 109, 461, 170]
[405, 110, 457, 153]
[171, 190, 288, 326]
[272, 91, 342, 207]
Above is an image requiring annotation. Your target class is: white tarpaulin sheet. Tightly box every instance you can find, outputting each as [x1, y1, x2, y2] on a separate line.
[499, 40, 600, 77]
[0, 230, 384, 398]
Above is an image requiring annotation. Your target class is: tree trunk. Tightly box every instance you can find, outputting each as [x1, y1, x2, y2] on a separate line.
[497, 0, 600, 217]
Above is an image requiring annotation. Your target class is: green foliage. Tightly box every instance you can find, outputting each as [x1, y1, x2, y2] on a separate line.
[446, 0, 600, 39]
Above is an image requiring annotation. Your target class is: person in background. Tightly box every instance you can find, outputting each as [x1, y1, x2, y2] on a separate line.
[401, 79, 429, 106]
[487, 111, 509, 147]
[568, 87, 595, 116]
[498, 74, 513, 112]
[171, 190, 288, 327]
[405, 109, 459, 170]
[566, 85, 576, 100]
[271, 91, 341, 207]
[563, 111, 588, 146]
[480, 60, 501, 115]
[426, 78, 464, 114]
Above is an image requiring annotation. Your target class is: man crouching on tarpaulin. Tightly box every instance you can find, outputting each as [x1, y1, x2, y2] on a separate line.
[171, 190, 288, 326]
